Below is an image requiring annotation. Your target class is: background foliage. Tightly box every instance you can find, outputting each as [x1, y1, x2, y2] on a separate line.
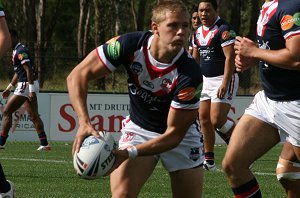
[1, 0, 264, 94]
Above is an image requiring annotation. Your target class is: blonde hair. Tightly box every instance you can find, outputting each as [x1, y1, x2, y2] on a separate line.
[151, 1, 189, 24]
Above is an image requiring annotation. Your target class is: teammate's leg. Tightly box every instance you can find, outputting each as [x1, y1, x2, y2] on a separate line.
[199, 100, 216, 170]
[110, 156, 157, 198]
[276, 142, 300, 197]
[210, 102, 234, 144]
[222, 114, 280, 197]
[24, 95, 50, 150]
[0, 95, 26, 147]
[169, 166, 203, 198]
[0, 162, 15, 197]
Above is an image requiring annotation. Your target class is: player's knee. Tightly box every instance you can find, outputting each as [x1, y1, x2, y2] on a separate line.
[276, 157, 300, 181]
[216, 120, 234, 134]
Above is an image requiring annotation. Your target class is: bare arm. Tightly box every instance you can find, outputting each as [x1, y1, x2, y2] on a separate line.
[67, 49, 111, 154]
[136, 108, 198, 156]
[235, 35, 300, 71]
[218, 44, 235, 98]
[112, 107, 198, 168]
[192, 47, 200, 64]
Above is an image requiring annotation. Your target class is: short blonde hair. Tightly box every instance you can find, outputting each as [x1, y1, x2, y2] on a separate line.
[151, 1, 189, 24]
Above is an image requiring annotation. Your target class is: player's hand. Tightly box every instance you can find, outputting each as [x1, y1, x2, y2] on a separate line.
[217, 84, 228, 99]
[28, 92, 36, 102]
[105, 149, 129, 176]
[72, 124, 100, 155]
[1, 90, 11, 99]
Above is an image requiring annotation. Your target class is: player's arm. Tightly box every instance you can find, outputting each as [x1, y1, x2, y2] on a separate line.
[218, 44, 235, 98]
[136, 108, 198, 155]
[192, 47, 200, 64]
[67, 49, 111, 154]
[235, 35, 300, 71]
[0, 17, 11, 58]
[112, 108, 198, 163]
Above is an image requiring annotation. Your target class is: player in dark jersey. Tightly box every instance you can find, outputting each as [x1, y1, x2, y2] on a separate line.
[188, 5, 201, 54]
[192, 0, 239, 171]
[0, 30, 51, 151]
[67, 1, 204, 197]
[0, 2, 16, 197]
[222, 0, 300, 197]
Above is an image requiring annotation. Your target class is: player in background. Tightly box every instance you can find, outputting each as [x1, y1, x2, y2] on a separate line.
[0, 1, 16, 197]
[222, 0, 300, 197]
[67, 1, 204, 197]
[192, 0, 238, 171]
[188, 4, 201, 54]
[0, 29, 51, 151]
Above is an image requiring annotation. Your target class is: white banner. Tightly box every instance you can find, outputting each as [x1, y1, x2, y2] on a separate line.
[0, 93, 253, 143]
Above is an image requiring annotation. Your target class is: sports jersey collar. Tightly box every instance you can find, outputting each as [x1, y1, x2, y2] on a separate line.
[146, 35, 184, 67]
[14, 42, 22, 50]
[202, 16, 220, 30]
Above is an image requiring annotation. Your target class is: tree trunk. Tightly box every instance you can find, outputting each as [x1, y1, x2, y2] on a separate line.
[136, 0, 146, 31]
[77, 0, 90, 61]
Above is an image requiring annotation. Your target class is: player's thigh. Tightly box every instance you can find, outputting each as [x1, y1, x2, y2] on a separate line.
[110, 156, 157, 197]
[224, 114, 280, 167]
[24, 96, 39, 117]
[210, 102, 231, 127]
[169, 166, 203, 198]
[3, 94, 27, 114]
[199, 100, 211, 121]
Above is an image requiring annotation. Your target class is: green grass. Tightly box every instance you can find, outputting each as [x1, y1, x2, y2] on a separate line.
[0, 142, 285, 198]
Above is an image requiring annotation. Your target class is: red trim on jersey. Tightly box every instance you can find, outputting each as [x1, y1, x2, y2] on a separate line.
[285, 32, 300, 40]
[143, 47, 177, 80]
[257, 0, 278, 37]
[95, 49, 112, 73]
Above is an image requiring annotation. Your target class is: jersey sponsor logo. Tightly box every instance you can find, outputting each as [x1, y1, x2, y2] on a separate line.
[222, 31, 230, 40]
[131, 62, 143, 74]
[178, 87, 196, 101]
[18, 53, 28, 61]
[281, 15, 295, 30]
[143, 80, 154, 89]
[294, 12, 300, 26]
[106, 36, 121, 60]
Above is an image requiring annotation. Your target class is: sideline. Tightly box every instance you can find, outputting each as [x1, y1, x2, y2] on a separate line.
[0, 157, 70, 164]
[215, 168, 275, 176]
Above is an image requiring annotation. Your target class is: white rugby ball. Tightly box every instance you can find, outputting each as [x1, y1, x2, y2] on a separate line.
[73, 131, 117, 179]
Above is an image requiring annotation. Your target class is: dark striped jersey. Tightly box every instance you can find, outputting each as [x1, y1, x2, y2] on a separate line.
[257, 0, 300, 101]
[12, 43, 36, 82]
[97, 31, 203, 133]
[193, 17, 236, 77]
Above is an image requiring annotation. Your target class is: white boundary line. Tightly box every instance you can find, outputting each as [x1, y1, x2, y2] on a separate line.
[215, 168, 275, 176]
[0, 157, 70, 163]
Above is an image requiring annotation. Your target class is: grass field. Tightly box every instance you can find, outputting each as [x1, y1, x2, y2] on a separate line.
[0, 142, 286, 198]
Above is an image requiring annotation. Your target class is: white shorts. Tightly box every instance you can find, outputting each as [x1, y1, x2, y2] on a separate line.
[200, 73, 239, 104]
[14, 80, 40, 98]
[245, 90, 300, 146]
[119, 117, 204, 172]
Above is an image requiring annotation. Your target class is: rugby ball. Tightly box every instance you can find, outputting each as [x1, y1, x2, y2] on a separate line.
[73, 131, 117, 179]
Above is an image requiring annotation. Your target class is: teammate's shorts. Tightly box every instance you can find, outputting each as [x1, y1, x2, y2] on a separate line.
[245, 90, 300, 147]
[14, 80, 40, 98]
[119, 116, 204, 172]
[200, 73, 239, 104]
